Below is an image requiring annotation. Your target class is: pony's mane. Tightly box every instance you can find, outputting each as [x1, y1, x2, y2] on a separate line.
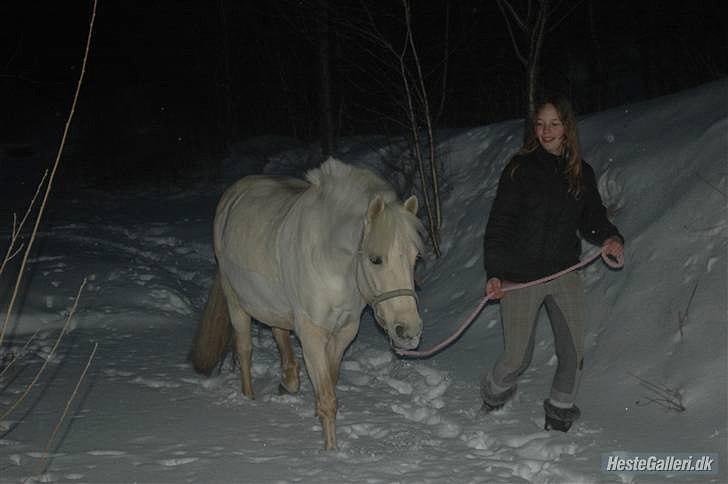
[305, 158, 424, 254]
[305, 157, 396, 212]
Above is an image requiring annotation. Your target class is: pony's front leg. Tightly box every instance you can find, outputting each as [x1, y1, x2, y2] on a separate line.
[327, 321, 359, 387]
[297, 322, 338, 450]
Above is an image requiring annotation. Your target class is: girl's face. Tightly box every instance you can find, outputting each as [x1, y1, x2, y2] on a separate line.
[535, 103, 565, 155]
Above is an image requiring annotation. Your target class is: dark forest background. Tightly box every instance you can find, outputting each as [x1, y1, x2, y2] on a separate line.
[1, 1, 725, 187]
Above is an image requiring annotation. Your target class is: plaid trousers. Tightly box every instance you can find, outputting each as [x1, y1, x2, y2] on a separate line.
[481, 271, 585, 407]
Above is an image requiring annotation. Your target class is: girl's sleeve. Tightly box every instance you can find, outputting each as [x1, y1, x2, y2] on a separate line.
[578, 162, 624, 246]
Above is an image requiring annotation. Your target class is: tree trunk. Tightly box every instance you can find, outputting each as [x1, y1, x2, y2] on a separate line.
[522, 66, 537, 143]
[317, 0, 335, 157]
[523, 0, 549, 143]
[218, 0, 234, 152]
[588, 0, 605, 112]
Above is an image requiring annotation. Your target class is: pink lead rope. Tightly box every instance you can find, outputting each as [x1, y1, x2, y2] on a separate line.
[395, 247, 624, 358]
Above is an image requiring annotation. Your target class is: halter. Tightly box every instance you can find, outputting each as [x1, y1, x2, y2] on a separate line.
[369, 287, 418, 306]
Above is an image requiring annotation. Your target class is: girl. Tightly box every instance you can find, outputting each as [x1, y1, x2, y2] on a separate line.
[481, 95, 624, 431]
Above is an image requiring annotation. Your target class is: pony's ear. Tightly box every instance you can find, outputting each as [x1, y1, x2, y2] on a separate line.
[367, 195, 385, 224]
[403, 195, 418, 215]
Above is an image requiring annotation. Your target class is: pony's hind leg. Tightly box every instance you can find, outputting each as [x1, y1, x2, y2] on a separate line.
[231, 312, 254, 398]
[272, 327, 300, 394]
[220, 278, 254, 398]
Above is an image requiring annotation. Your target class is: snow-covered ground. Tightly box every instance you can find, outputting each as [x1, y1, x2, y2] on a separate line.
[1, 79, 726, 483]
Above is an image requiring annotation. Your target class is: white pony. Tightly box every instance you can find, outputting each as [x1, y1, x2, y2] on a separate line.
[191, 157, 424, 449]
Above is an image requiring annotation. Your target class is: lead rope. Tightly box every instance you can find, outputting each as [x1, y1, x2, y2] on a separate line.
[395, 247, 624, 358]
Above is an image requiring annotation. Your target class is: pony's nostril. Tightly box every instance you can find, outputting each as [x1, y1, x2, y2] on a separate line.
[395, 324, 405, 339]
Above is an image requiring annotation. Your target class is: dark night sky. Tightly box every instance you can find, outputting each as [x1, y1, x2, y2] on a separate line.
[1, 1, 725, 185]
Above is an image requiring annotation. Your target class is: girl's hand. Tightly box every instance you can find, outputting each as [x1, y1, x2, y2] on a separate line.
[485, 277, 504, 300]
[602, 236, 625, 266]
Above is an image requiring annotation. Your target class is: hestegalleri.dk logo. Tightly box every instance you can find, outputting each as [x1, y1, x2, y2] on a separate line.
[601, 453, 718, 474]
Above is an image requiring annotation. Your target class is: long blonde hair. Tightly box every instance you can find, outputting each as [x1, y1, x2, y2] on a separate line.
[512, 95, 583, 195]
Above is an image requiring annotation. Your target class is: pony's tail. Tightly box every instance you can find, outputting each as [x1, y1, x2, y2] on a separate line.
[190, 270, 232, 375]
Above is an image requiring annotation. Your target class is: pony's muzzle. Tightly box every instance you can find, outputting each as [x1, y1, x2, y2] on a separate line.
[389, 320, 422, 350]
[369, 289, 422, 349]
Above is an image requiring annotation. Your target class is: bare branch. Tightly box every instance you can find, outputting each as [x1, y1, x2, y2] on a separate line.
[552, 0, 568, 13]
[404, 2, 441, 232]
[359, 0, 398, 57]
[328, 0, 444, 255]
[548, 0, 586, 33]
[498, 0, 527, 31]
[497, 0, 527, 66]
[358, 103, 411, 131]
[401, 0, 441, 256]
[697, 173, 727, 199]
[435, 2, 450, 125]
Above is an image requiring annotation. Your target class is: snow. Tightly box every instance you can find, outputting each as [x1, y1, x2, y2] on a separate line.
[1, 79, 726, 483]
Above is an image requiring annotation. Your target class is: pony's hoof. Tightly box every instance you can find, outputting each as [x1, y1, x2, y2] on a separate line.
[278, 383, 298, 395]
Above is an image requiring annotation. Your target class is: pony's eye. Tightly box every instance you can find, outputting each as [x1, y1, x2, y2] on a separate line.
[369, 255, 382, 265]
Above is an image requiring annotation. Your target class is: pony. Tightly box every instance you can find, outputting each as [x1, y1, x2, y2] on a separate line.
[191, 157, 424, 449]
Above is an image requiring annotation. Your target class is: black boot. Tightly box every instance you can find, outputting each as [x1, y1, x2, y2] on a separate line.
[480, 384, 517, 414]
[543, 399, 581, 432]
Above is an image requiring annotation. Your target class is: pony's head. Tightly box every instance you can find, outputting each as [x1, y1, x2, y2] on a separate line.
[356, 194, 424, 350]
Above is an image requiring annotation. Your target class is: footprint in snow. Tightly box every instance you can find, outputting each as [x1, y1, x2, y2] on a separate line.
[87, 450, 127, 456]
[341, 423, 390, 440]
[513, 437, 579, 460]
[157, 457, 199, 466]
[143, 288, 192, 315]
[382, 377, 413, 395]
[131, 376, 181, 389]
[102, 369, 134, 377]
[461, 430, 498, 451]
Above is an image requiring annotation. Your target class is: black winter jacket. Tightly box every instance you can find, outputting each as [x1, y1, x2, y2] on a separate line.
[484, 146, 623, 283]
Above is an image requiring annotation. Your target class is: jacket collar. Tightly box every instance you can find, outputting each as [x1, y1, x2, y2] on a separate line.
[534, 145, 566, 170]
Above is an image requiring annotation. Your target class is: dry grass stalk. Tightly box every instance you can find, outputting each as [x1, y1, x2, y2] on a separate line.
[0, 170, 48, 277]
[677, 281, 698, 341]
[0, 278, 87, 421]
[31, 342, 99, 479]
[0, 0, 97, 350]
[0, 327, 42, 379]
[630, 372, 686, 413]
